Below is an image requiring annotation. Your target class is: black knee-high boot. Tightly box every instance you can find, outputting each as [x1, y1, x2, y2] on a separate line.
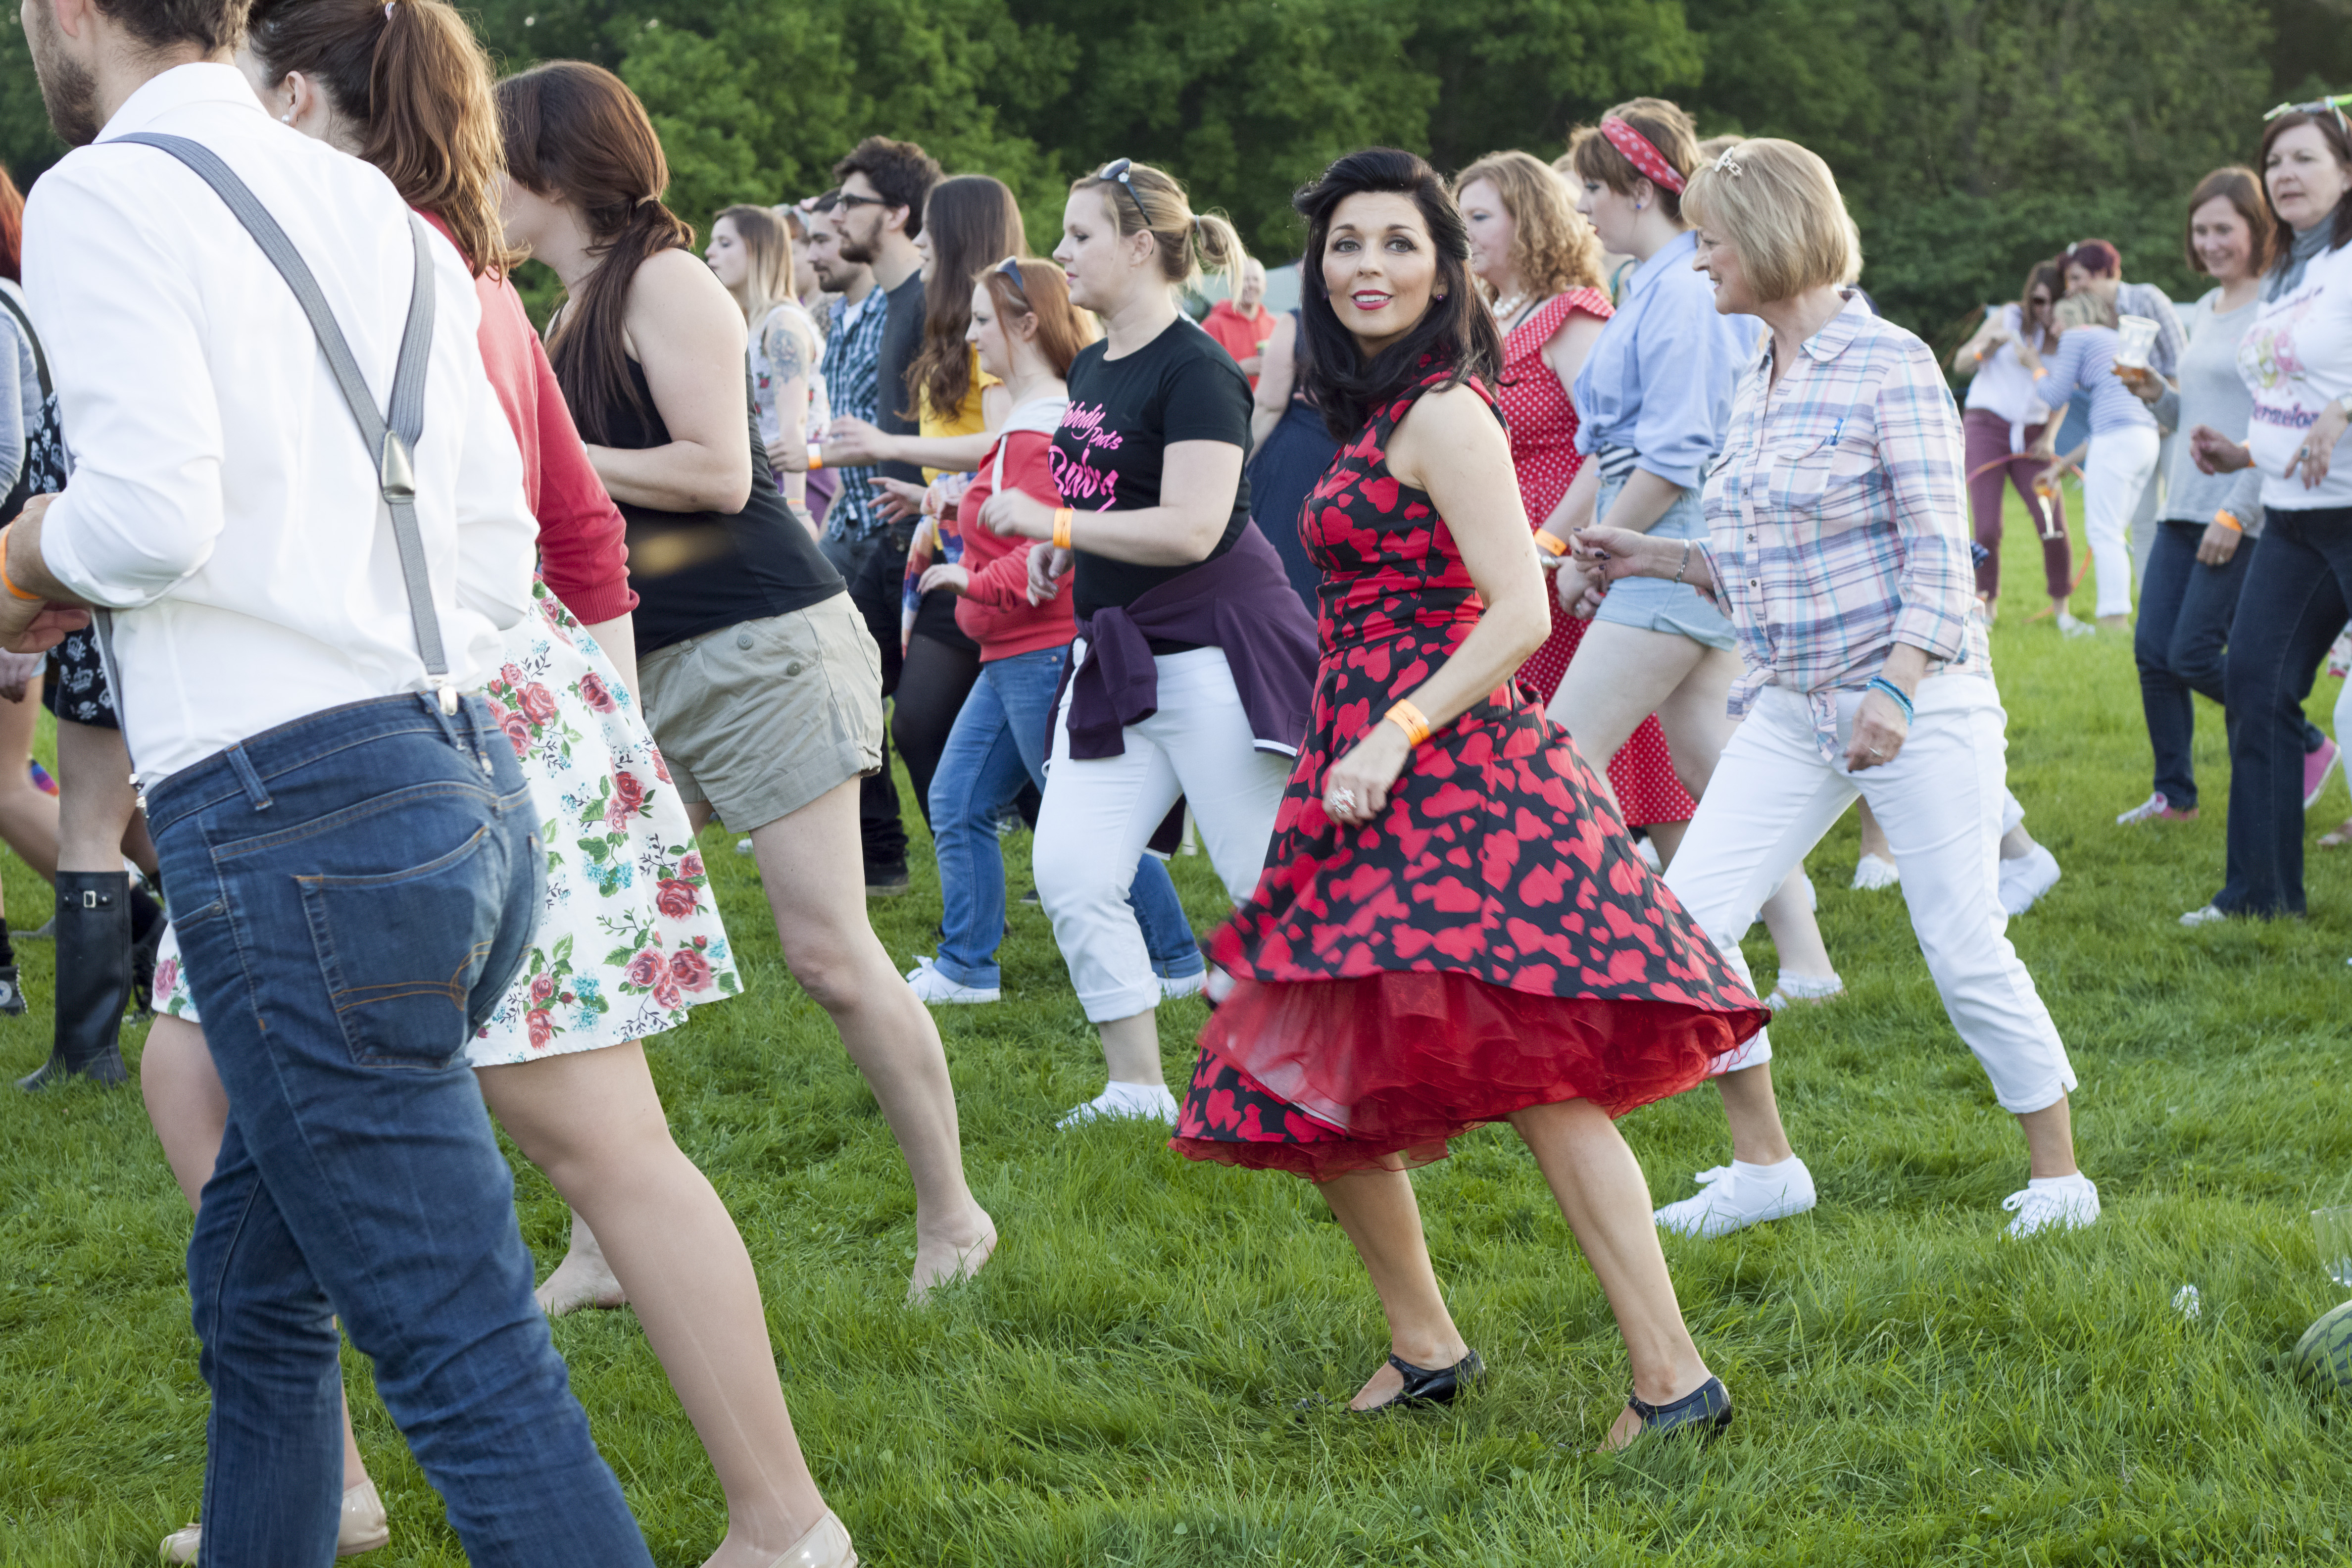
[17, 871, 131, 1090]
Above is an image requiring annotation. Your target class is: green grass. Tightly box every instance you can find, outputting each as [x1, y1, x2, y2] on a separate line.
[8, 482, 2352, 1567]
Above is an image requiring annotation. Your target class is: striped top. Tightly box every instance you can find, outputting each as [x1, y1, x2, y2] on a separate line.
[1698, 292, 1987, 757]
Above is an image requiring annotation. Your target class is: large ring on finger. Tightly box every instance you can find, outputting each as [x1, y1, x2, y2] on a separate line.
[1331, 787, 1358, 813]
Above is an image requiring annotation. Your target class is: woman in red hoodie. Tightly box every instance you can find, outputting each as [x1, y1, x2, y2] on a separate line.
[892, 258, 1201, 1007]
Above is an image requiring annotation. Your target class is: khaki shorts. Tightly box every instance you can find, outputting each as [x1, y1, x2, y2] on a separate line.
[637, 593, 883, 832]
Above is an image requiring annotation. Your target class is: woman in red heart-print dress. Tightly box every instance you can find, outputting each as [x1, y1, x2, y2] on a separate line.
[1170, 148, 1764, 1448]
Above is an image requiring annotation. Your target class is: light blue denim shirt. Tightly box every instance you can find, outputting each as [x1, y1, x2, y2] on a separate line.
[1571, 228, 1759, 489]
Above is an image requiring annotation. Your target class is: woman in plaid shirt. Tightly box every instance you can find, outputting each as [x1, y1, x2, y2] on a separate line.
[1569, 140, 2100, 1242]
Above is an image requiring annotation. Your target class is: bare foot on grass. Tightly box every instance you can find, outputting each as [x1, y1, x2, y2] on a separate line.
[906, 1206, 997, 1302]
[536, 1211, 628, 1317]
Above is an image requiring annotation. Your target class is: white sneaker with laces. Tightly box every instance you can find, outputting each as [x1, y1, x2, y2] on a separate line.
[2178, 904, 2229, 927]
[1763, 972, 1843, 1011]
[1653, 1157, 1817, 1238]
[2056, 611, 2095, 638]
[1998, 843, 2060, 916]
[1160, 969, 1207, 1002]
[1057, 1080, 1180, 1129]
[1851, 853, 1899, 891]
[904, 956, 1000, 1005]
[2002, 1173, 2100, 1237]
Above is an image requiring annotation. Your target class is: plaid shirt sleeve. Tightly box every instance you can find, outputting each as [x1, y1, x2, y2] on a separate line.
[1877, 339, 1977, 662]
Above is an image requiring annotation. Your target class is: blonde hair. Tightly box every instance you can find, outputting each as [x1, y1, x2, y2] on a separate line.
[2054, 291, 2114, 331]
[1452, 149, 1602, 302]
[716, 203, 796, 328]
[1071, 160, 1245, 299]
[1681, 139, 1857, 303]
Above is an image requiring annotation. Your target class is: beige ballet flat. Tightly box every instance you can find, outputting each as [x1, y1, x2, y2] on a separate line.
[757, 1510, 858, 1568]
[158, 1476, 390, 1563]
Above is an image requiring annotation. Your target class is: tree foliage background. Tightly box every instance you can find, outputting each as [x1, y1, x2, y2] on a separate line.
[4, 0, 2349, 345]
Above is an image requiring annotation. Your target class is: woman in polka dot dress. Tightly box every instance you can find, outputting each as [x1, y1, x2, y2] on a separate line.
[1453, 151, 1696, 833]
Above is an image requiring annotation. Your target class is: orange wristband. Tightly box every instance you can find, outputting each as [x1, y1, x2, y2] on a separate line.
[807, 443, 825, 471]
[0, 527, 39, 603]
[1384, 699, 1432, 748]
[1532, 530, 1568, 557]
[1052, 507, 1074, 549]
[2213, 509, 2244, 534]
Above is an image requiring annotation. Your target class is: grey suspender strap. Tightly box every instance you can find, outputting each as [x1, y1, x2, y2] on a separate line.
[112, 132, 459, 718]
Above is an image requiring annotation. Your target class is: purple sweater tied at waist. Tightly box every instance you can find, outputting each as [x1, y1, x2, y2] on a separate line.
[1063, 521, 1318, 760]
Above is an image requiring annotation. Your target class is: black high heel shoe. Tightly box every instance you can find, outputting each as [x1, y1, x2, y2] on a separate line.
[1349, 1349, 1484, 1414]
[1623, 1374, 1732, 1440]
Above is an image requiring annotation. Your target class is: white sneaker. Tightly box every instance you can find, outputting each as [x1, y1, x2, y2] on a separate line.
[1057, 1081, 1180, 1129]
[2056, 611, 2095, 638]
[1997, 843, 2060, 916]
[1764, 972, 1843, 1011]
[904, 956, 1000, 1005]
[2178, 904, 2229, 928]
[1851, 852, 1899, 891]
[1653, 1157, 1817, 1238]
[1160, 969, 1207, 1002]
[2002, 1173, 2100, 1237]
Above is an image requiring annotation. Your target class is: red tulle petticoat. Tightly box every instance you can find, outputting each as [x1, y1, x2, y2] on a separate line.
[1170, 969, 1754, 1180]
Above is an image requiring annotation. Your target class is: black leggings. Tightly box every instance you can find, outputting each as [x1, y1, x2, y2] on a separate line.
[893, 630, 982, 832]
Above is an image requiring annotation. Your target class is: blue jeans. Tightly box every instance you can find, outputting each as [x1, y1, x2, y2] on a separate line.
[147, 694, 652, 1568]
[2214, 506, 2352, 917]
[927, 646, 1200, 991]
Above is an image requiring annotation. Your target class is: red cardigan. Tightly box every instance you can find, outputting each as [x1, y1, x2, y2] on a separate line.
[426, 213, 637, 624]
[954, 428, 1073, 660]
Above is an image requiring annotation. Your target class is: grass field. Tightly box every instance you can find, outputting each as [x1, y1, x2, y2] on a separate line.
[7, 483, 2352, 1567]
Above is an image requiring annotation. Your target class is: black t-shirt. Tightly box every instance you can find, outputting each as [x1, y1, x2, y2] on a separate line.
[1057, 316, 1254, 623]
[611, 359, 845, 653]
[873, 271, 928, 490]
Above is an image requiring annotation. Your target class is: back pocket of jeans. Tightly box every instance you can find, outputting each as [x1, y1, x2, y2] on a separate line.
[297, 824, 501, 1069]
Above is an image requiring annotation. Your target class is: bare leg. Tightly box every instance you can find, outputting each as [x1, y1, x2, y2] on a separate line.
[1096, 1010, 1165, 1088]
[55, 718, 141, 873]
[141, 1014, 370, 1489]
[479, 1046, 831, 1568]
[1643, 819, 1685, 862]
[1314, 1166, 1470, 1410]
[0, 679, 59, 884]
[694, 787, 995, 1297]
[2018, 1096, 2078, 1178]
[1546, 623, 1710, 769]
[1858, 799, 1892, 863]
[1508, 1099, 1713, 1449]
[1717, 1063, 1796, 1167]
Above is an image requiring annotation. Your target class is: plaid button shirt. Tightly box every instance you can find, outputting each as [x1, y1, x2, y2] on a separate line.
[818, 289, 890, 541]
[1697, 293, 1988, 758]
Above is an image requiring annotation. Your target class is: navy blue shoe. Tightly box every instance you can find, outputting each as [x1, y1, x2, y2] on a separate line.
[1350, 1349, 1484, 1413]
[1625, 1374, 1732, 1440]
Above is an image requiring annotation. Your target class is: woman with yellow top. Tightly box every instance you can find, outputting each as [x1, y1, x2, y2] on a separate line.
[822, 175, 1024, 823]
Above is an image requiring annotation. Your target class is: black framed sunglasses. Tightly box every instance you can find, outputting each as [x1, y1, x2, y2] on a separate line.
[1096, 158, 1153, 226]
[991, 256, 1032, 309]
[2265, 94, 2352, 135]
[832, 190, 891, 210]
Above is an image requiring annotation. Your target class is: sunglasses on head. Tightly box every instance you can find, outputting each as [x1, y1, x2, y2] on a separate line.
[2265, 93, 2352, 136]
[992, 256, 1032, 309]
[1096, 158, 1153, 226]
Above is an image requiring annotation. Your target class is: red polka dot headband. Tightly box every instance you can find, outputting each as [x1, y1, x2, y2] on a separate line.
[1599, 116, 1686, 195]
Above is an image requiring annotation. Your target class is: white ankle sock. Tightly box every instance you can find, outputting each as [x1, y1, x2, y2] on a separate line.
[1729, 1156, 1815, 1208]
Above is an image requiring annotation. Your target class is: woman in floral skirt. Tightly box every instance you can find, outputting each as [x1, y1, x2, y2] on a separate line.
[141, 7, 857, 1566]
[1172, 148, 1765, 1448]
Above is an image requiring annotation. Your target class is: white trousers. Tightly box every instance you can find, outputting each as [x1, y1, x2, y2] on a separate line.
[1035, 645, 1293, 1022]
[2083, 425, 2161, 618]
[1662, 677, 2076, 1114]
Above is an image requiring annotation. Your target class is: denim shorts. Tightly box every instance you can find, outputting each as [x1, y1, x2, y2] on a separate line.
[1591, 473, 1737, 651]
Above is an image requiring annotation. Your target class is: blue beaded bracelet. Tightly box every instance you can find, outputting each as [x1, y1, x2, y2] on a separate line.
[1865, 675, 1914, 723]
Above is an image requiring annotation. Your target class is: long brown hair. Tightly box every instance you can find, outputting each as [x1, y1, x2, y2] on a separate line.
[981, 259, 1095, 381]
[0, 166, 21, 284]
[244, 0, 512, 278]
[2183, 166, 2274, 278]
[497, 60, 695, 444]
[910, 175, 1026, 422]
[2258, 108, 2352, 262]
[2016, 258, 2063, 349]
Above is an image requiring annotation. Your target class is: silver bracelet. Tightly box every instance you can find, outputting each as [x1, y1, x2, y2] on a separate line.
[1672, 539, 1691, 586]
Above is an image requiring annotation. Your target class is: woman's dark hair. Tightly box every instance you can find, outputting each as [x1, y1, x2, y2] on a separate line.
[1294, 148, 1502, 441]
[909, 175, 1026, 423]
[1565, 97, 1702, 225]
[2016, 257, 2063, 348]
[2064, 238, 2121, 278]
[0, 166, 21, 284]
[2182, 165, 2274, 278]
[496, 60, 695, 445]
[2257, 109, 2352, 262]
[832, 136, 941, 238]
[246, 0, 513, 278]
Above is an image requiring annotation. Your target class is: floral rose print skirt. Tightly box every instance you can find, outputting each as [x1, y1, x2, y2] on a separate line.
[151, 578, 741, 1065]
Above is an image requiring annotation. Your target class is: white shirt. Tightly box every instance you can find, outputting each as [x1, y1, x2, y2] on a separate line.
[1960, 303, 2052, 432]
[2241, 237, 2352, 512]
[21, 64, 536, 780]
